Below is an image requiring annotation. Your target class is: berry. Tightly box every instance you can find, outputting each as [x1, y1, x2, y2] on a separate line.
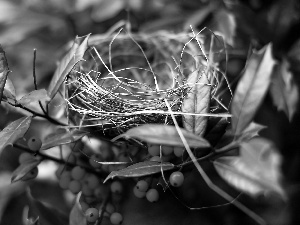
[169, 171, 184, 187]
[85, 208, 99, 223]
[150, 156, 161, 162]
[27, 136, 42, 151]
[82, 184, 93, 196]
[71, 166, 86, 180]
[69, 180, 82, 194]
[59, 172, 71, 189]
[65, 154, 76, 164]
[105, 202, 115, 214]
[162, 145, 173, 155]
[86, 174, 100, 190]
[18, 152, 33, 164]
[174, 146, 184, 157]
[148, 144, 160, 156]
[21, 167, 38, 181]
[136, 180, 149, 192]
[94, 185, 109, 200]
[133, 186, 146, 198]
[146, 188, 159, 202]
[89, 154, 102, 169]
[110, 180, 123, 194]
[110, 212, 123, 225]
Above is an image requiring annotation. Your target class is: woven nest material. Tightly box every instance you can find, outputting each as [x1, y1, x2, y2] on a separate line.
[66, 29, 225, 138]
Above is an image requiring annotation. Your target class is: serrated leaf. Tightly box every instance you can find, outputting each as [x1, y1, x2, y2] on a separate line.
[0, 44, 11, 103]
[26, 188, 69, 225]
[48, 34, 90, 99]
[69, 193, 86, 225]
[0, 116, 32, 155]
[214, 137, 285, 198]
[41, 129, 88, 150]
[18, 89, 50, 107]
[182, 66, 211, 137]
[11, 158, 41, 183]
[270, 59, 299, 121]
[231, 44, 276, 136]
[116, 124, 211, 148]
[104, 161, 175, 183]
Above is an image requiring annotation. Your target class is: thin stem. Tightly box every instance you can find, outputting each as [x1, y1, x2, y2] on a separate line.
[32, 49, 38, 90]
[13, 143, 98, 174]
[6, 101, 67, 126]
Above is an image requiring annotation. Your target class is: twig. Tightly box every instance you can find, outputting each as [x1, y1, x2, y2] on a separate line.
[6, 101, 67, 126]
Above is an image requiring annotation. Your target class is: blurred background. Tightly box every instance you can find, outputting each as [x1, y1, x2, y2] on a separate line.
[0, 0, 300, 225]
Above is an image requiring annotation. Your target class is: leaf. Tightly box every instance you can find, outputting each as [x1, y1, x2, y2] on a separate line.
[41, 129, 88, 150]
[270, 59, 299, 121]
[18, 89, 50, 107]
[215, 9, 236, 46]
[115, 124, 211, 148]
[239, 122, 266, 141]
[231, 44, 276, 136]
[2, 77, 16, 101]
[214, 137, 285, 198]
[69, 193, 86, 225]
[0, 116, 32, 155]
[182, 66, 211, 137]
[26, 188, 69, 225]
[22, 206, 39, 225]
[205, 117, 229, 146]
[0, 44, 11, 103]
[104, 161, 175, 183]
[48, 34, 90, 99]
[91, 0, 125, 22]
[11, 158, 41, 183]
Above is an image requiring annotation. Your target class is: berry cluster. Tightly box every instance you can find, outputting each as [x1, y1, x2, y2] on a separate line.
[54, 138, 136, 224]
[131, 144, 186, 203]
[19, 134, 188, 224]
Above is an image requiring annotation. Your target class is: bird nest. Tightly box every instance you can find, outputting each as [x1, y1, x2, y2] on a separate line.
[66, 29, 227, 138]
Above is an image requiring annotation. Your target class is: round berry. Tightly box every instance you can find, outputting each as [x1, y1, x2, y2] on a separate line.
[86, 174, 100, 190]
[162, 145, 173, 155]
[133, 186, 146, 198]
[89, 154, 102, 169]
[18, 152, 33, 164]
[94, 185, 109, 201]
[59, 172, 72, 189]
[69, 180, 82, 194]
[174, 146, 185, 157]
[169, 171, 184, 187]
[105, 202, 115, 214]
[148, 144, 160, 156]
[110, 180, 123, 194]
[146, 188, 159, 202]
[71, 166, 86, 181]
[136, 180, 149, 192]
[27, 136, 42, 151]
[21, 167, 38, 181]
[85, 207, 99, 223]
[110, 212, 123, 225]
[65, 154, 76, 164]
[82, 184, 93, 196]
[150, 156, 161, 162]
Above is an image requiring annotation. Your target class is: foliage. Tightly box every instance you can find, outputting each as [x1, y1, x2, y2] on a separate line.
[0, 0, 300, 225]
